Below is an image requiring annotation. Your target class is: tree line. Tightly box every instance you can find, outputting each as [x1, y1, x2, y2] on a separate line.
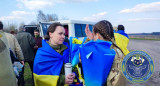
[3, 10, 68, 33]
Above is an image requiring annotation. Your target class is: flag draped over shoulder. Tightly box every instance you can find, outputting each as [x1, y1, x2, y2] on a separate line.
[79, 40, 116, 86]
[33, 40, 69, 86]
[69, 37, 82, 67]
[114, 30, 130, 56]
[115, 30, 129, 38]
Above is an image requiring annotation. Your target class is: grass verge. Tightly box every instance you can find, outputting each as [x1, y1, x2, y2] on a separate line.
[129, 38, 160, 41]
[24, 63, 33, 86]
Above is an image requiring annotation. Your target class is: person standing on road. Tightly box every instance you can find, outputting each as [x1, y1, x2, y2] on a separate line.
[16, 26, 35, 86]
[114, 25, 130, 56]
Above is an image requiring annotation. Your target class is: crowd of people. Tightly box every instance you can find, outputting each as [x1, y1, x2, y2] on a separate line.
[0, 19, 130, 86]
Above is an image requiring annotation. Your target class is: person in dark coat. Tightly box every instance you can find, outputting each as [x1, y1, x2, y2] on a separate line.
[16, 25, 35, 86]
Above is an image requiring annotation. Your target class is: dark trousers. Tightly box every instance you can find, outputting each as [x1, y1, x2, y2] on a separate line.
[18, 61, 34, 86]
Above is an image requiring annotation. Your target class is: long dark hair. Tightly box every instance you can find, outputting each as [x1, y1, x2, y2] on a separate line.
[93, 20, 114, 41]
[93, 20, 124, 54]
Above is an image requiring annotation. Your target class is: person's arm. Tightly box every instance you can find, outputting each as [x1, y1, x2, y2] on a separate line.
[13, 36, 24, 65]
[28, 34, 35, 48]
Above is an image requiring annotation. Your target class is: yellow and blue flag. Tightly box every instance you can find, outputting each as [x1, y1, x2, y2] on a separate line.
[69, 37, 82, 67]
[69, 37, 86, 84]
[79, 40, 116, 86]
[114, 30, 130, 56]
[69, 37, 81, 61]
[33, 40, 69, 86]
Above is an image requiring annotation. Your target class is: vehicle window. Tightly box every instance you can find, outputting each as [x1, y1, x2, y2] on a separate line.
[75, 24, 93, 37]
[75, 24, 83, 37]
[89, 25, 93, 32]
[81, 24, 86, 37]
[41, 23, 50, 36]
[64, 25, 69, 37]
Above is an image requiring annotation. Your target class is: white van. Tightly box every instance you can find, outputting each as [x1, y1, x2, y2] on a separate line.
[39, 20, 95, 39]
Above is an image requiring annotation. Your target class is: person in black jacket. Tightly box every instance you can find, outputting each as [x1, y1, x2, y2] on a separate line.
[16, 25, 35, 86]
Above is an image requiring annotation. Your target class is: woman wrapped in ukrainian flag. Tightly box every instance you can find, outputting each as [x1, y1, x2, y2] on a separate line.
[114, 25, 130, 56]
[33, 23, 76, 86]
[76, 20, 126, 86]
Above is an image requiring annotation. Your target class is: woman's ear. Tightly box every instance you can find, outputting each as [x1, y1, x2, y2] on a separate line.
[97, 33, 101, 39]
[49, 32, 52, 38]
[97, 33, 105, 40]
[94, 33, 100, 40]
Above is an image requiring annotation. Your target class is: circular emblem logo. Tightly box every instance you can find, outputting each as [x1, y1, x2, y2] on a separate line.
[122, 51, 154, 83]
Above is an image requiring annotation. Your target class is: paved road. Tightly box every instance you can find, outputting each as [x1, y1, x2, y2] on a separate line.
[126, 39, 160, 86]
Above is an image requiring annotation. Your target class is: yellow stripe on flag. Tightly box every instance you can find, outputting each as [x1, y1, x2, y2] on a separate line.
[114, 33, 130, 56]
[33, 73, 59, 86]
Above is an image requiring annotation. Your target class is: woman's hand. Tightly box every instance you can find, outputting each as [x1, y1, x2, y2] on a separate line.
[85, 24, 93, 40]
[65, 73, 75, 85]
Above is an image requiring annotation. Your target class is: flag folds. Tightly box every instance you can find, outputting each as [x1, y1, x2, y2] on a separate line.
[79, 40, 116, 86]
[114, 30, 130, 56]
[33, 40, 69, 86]
[70, 37, 82, 67]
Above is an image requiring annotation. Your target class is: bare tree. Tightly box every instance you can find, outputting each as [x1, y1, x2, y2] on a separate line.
[46, 14, 59, 21]
[18, 22, 25, 32]
[37, 10, 59, 22]
[9, 24, 17, 31]
[3, 22, 17, 33]
[37, 10, 47, 22]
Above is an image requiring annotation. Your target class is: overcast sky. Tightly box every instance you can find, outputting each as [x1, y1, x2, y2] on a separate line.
[0, 0, 160, 33]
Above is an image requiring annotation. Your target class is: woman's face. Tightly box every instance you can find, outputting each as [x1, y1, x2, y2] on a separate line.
[49, 26, 65, 45]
